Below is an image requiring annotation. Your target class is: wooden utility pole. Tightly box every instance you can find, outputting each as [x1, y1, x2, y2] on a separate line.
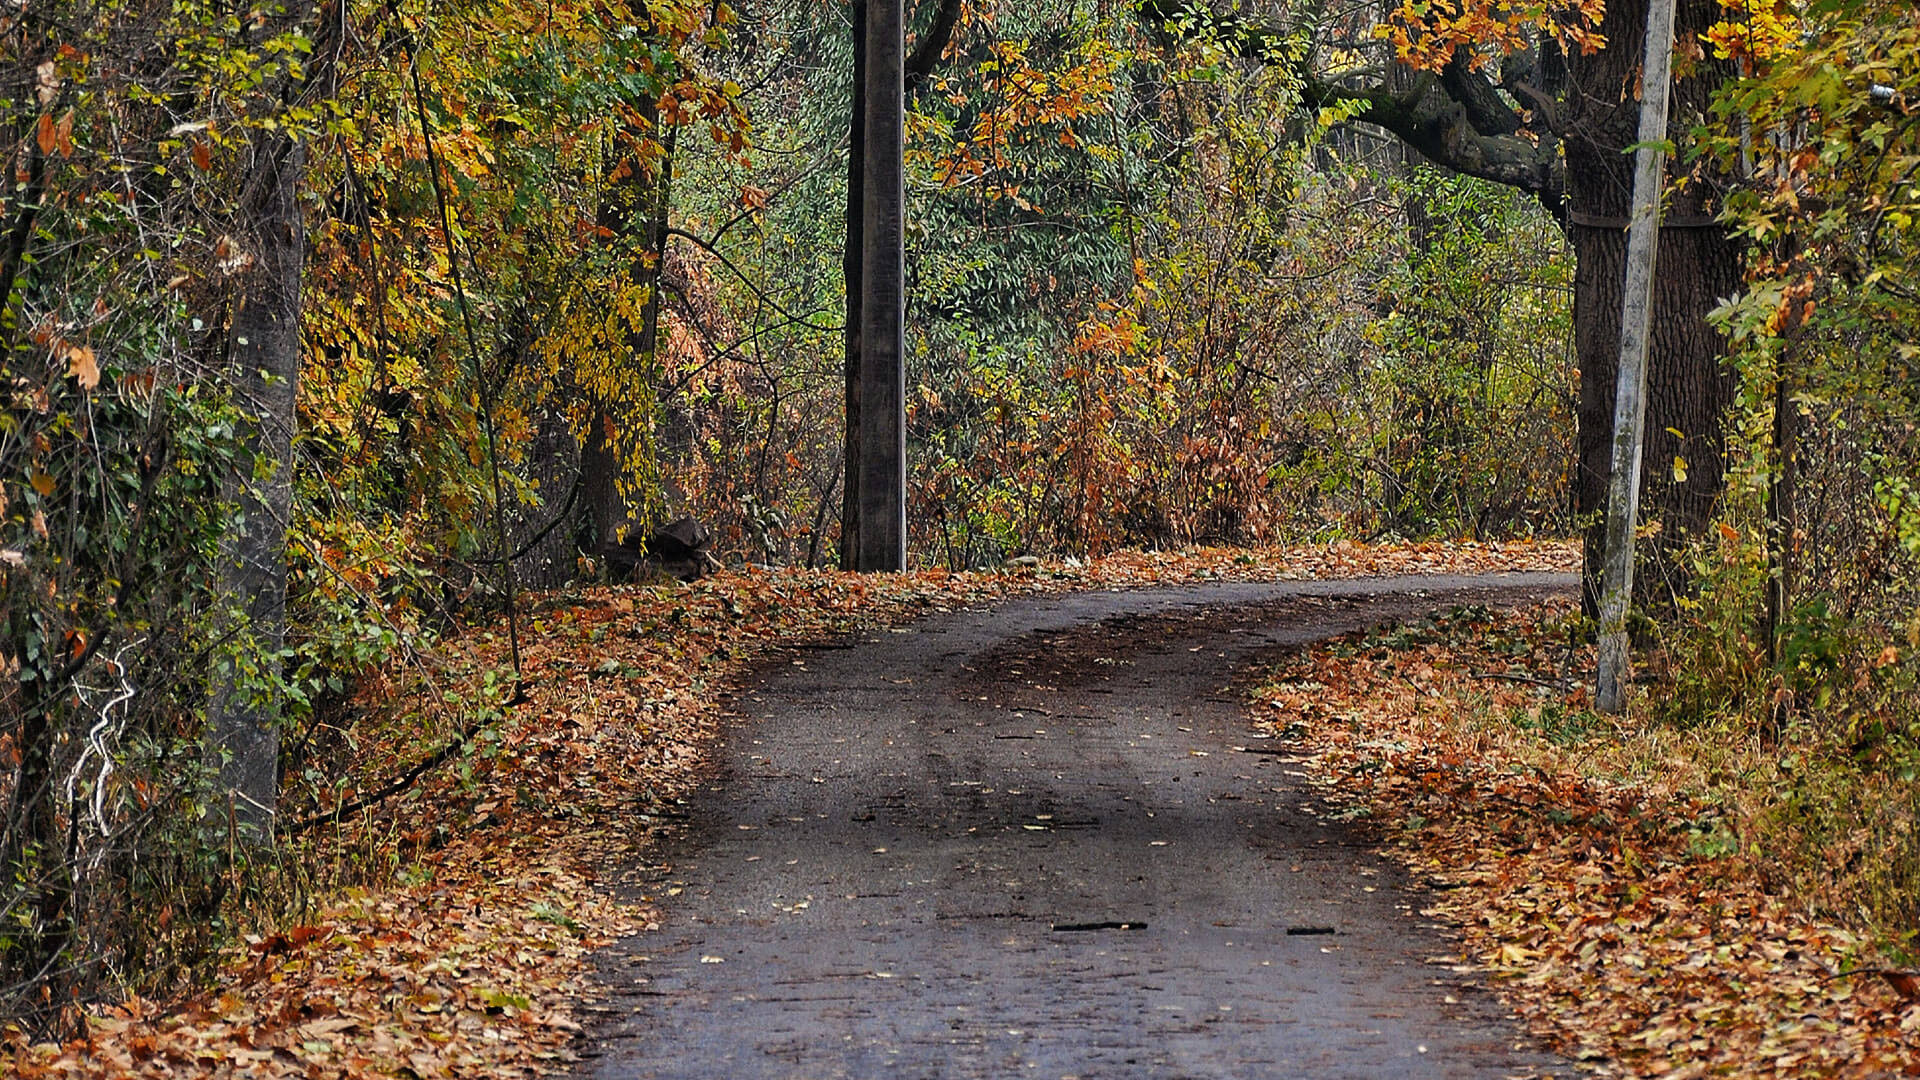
[849, 0, 907, 571]
[839, 1, 866, 570]
[1596, 0, 1679, 713]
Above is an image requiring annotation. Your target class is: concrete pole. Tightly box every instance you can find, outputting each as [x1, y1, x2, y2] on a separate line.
[1596, 0, 1679, 713]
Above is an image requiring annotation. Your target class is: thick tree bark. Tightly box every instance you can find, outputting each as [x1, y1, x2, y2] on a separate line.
[211, 132, 307, 843]
[581, 412, 623, 548]
[1566, 0, 1742, 610]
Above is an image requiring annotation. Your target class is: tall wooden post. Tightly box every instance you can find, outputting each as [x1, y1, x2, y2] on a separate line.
[1596, 0, 1678, 713]
[840, 1, 866, 570]
[852, 0, 907, 570]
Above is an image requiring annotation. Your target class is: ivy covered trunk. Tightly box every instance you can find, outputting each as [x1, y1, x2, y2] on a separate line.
[1565, 0, 1743, 610]
[211, 132, 308, 843]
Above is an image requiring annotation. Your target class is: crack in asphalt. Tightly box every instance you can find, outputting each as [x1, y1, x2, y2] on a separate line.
[573, 573, 1578, 1079]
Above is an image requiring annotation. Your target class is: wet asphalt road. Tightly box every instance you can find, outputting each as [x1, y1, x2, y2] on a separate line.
[572, 574, 1577, 1079]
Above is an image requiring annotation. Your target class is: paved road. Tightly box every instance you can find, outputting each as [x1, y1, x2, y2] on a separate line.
[573, 574, 1577, 1079]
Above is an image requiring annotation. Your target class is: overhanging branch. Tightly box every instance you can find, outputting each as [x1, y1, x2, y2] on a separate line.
[1301, 70, 1563, 207]
[1134, 0, 1566, 208]
[906, 0, 963, 87]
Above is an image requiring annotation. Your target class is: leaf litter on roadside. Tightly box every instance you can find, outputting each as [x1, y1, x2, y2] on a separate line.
[6, 540, 1575, 1077]
[1258, 600, 1920, 1077]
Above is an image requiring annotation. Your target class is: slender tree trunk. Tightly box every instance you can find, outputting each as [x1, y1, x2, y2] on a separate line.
[211, 132, 307, 843]
[1763, 362, 1796, 662]
[1762, 265, 1807, 668]
[1566, 0, 1743, 613]
[583, 93, 674, 553]
[852, 0, 907, 570]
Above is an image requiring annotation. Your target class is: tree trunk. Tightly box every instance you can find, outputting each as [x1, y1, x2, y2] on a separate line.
[211, 132, 307, 844]
[1566, 0, 1743, 612]
[1594, 0, 1678, 714]
[582, 88, 675, 555]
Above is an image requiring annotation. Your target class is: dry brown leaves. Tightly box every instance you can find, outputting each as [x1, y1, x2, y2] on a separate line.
[1259, 601, 1920, 1078]
[6, 539, 1574, 1077]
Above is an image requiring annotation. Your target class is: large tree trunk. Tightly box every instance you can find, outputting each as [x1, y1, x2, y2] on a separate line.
[1565, 0, 1743, 611]
[581, 412, 624, 549]
[211, 132, 307, 843]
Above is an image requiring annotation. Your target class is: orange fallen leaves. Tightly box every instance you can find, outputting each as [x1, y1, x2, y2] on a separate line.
[1261, 601, 1920, 1078]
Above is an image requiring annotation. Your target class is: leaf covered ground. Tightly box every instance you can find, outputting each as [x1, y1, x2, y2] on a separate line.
[5, 541, 1576, 1078]
[1257, 601, 1920, 1077]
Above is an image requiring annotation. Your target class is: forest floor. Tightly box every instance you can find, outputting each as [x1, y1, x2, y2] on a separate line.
[1261, 601, 1920, 1076]
[9, 540, 1915, 1077]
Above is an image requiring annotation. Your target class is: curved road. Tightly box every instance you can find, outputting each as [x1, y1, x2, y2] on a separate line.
[574, 574, 1576, 1079]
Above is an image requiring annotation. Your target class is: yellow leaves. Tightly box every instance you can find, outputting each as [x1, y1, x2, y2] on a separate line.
[1493, 941, 1540, 967]
[1702, 0, 1799, 64]
[1377, 0, 1605, 73]
[919, 35, 1119, 197]
[1071, 307, 1141, 358]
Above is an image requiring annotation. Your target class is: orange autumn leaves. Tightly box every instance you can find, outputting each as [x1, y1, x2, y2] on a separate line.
[1376, 0, 1798, 76]
[1376, 0, 1607, 74]
[1263, 602, 1920, 1077]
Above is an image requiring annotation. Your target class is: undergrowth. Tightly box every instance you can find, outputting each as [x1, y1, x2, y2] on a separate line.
[1650, 537, 1920, 964]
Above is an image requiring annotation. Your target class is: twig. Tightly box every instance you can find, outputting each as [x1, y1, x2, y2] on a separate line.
[1818, 966, 1920, 983]
[1471, 669, 1566, 689]
[282, 703, 500, 836]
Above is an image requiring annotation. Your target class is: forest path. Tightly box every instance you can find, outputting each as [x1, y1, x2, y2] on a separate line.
[572, 574, 1577, 1079]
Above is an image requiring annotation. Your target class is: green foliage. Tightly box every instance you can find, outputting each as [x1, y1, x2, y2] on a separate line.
[1363, 168, 1574, 539]
[1, 0, 752, 1030]
[0, 0, 331, 1025]
[906, 62, 1574, 559]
